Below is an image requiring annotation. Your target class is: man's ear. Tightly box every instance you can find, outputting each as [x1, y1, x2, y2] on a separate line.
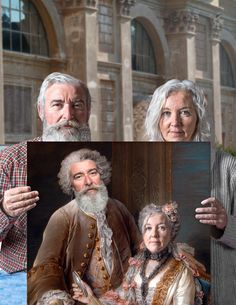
[37, 103, 44, 121]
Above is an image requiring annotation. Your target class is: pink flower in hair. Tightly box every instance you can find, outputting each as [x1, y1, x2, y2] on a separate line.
[162, 201, 178, 222]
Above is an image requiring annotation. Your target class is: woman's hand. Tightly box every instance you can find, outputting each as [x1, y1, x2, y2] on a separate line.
[72, 282, 94, 304]
[195, 197, 227, 230]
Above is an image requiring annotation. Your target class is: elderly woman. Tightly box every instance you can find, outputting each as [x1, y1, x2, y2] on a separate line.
[145, 79, 236, 305]
[72, 202, 207, 305]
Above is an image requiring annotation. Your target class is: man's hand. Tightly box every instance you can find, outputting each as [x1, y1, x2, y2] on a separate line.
[48, 300, 64, 305]
[2, 186, 39, 217]
[72, 282, 94, 304]
[195, 197, 227, 230]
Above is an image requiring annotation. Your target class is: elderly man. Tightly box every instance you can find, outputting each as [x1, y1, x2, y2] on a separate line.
[0, 72, 91, 305]
[28, 148, 141, 305]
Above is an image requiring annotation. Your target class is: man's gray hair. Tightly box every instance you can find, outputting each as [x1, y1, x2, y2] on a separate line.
[138, 202, 180, 241]
[37, 72, 91, 112]
[58, 148, 111, 195]
[145, 79, 211, 141]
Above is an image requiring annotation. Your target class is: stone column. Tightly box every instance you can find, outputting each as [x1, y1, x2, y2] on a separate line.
[0, 5, 5, 144]
[211, 15, 223, 145]
[164, 10, 198, 81]
[118, 0, 135, 141]
[84, 3, 100, 141]
[61, 0, 100, 140]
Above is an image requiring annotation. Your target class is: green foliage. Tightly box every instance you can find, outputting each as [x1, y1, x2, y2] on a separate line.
[216, 144, 236, 157]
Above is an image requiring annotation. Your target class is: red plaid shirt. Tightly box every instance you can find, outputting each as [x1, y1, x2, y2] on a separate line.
[0, 138, 40, 273]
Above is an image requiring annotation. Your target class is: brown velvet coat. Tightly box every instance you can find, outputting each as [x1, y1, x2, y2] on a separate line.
[27, 198, 141, 305]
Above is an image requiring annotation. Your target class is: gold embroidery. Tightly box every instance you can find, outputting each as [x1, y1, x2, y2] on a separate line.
[152, 258, 184, 305]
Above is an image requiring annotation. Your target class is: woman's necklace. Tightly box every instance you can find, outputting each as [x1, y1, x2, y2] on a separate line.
[140, 248, 171, 305]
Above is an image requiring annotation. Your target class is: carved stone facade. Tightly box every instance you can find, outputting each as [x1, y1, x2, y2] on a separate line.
[54, 0, 97, 10]
[118, 0, 136, 16]
[0, 0, 236, 147]
[211, 14, 223, 41]
[131, 0, 236, 148]
[164, 10, 199, 34]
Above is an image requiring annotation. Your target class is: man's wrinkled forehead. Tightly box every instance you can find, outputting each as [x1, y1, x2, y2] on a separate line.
[45, 83, 86, 101]
[69, 159, 97, 173]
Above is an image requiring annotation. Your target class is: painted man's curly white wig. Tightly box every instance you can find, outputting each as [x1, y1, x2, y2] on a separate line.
[138, 202, 180, 241]
[58, 148, 111, 195]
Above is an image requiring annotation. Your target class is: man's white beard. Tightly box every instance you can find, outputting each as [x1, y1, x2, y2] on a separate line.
[74, 184, 108, 214]
[42, 119, 91, 142]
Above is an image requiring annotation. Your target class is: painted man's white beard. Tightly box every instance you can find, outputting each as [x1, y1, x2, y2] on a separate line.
[74, 184, 108, 214]
[42, 119, 91, 142]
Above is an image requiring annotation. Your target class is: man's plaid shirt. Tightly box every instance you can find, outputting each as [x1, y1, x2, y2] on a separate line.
[0, 139, 40, 273]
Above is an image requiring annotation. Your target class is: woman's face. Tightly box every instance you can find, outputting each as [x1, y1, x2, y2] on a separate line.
[159, 91, 198, 141]
[143, 213, 171, 253]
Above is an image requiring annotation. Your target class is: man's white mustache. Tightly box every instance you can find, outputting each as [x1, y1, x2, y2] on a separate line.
[42, 118, 91, 141]
[51, 120, 81, 130]
[79, 185, 101, 195]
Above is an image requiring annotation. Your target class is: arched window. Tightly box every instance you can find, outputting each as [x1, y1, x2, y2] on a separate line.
[220, 44, 235, 88]
[131, 19, 156, 74]
[2, 0, 49, 56]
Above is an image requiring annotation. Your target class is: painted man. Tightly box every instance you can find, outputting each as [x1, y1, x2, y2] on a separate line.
[28, 148, 141, 305]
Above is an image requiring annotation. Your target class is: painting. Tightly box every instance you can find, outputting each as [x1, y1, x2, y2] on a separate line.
[27, 141, 210, 273]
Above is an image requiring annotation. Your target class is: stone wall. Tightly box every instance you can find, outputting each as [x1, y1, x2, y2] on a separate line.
[1, 0, 236, 147]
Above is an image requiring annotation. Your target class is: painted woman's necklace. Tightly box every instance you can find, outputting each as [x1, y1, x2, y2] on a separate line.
[140, 248, 171, 305]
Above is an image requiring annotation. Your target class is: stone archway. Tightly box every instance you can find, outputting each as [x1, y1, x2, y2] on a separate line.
[131, 3, 170, 77]
[36, 0, 66, 59]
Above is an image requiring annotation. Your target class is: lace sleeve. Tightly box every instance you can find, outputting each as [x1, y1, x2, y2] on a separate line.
[37, 290, 75, 305]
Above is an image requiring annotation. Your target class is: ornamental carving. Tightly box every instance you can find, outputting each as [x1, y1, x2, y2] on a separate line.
[211, 14, 223, 41]
[133, 99, 150, 141]
[118, 0, 136, 16]
[54, 0, 96, 12]
[164, 10, 199, 34]
[83, 0, 96, 7]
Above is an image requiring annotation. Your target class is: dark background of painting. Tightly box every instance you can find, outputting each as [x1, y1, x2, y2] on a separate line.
[27, 142, 211, 272]
[172, 143, 211, 269]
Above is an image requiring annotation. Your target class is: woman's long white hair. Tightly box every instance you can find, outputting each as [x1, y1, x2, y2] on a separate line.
[145, 79, 211, 141]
